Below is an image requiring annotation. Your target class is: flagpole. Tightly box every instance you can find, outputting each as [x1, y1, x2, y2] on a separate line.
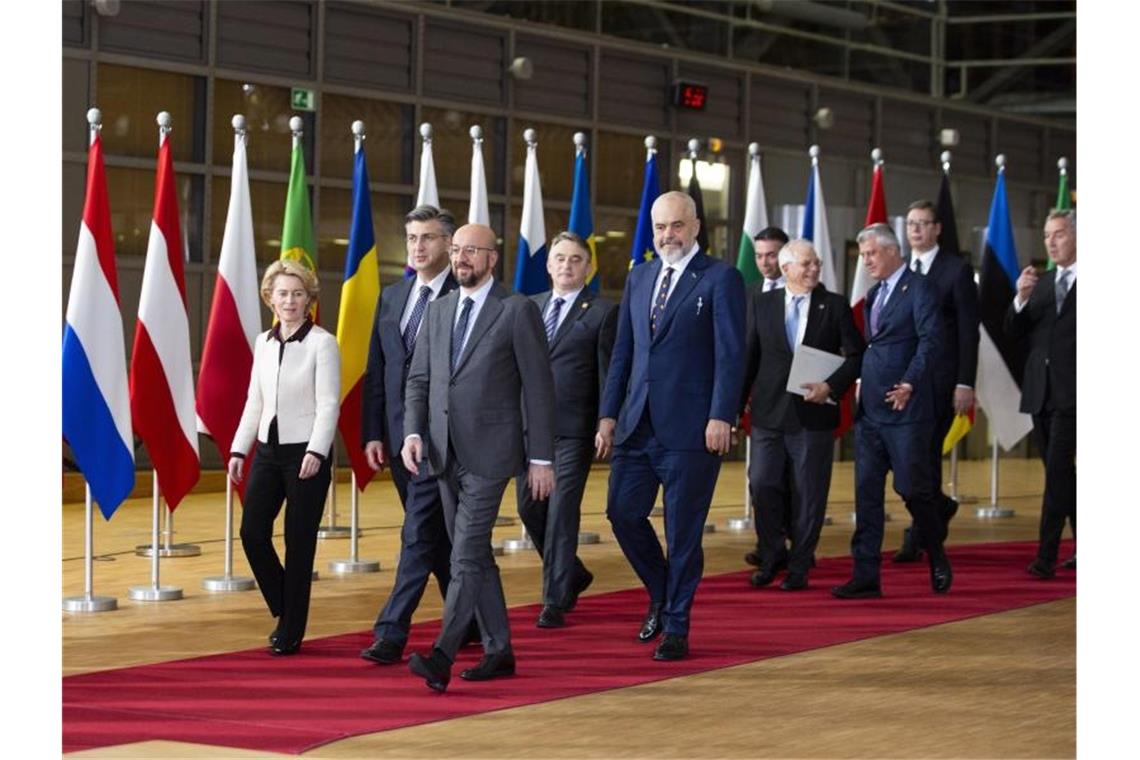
[129, 469, 183, 601]
[64, 483, 119, 612]
[975, 154, 1017, 520]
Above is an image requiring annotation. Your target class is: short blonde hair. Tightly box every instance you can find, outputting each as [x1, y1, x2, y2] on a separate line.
[260, 259, 320, 308]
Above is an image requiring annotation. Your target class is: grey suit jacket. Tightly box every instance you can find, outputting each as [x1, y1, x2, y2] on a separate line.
[404, 281, 556, 480]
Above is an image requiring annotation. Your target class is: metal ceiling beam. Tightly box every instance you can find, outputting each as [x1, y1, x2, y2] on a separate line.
[967, 18, 1075, 104]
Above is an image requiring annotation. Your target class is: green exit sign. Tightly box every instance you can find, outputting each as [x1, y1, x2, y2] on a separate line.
[291, 88, 315, 111]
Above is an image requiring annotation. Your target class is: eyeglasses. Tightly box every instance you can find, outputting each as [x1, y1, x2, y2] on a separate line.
[407, 233, 446, 245]
[905, 219, 936, 229]
[449, 245, 496, 257]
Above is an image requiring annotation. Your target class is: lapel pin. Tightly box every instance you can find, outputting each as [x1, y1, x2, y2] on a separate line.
[901, 284, 909, 292]
[696, 296, 704, 315]
[580, 302, 588, 309]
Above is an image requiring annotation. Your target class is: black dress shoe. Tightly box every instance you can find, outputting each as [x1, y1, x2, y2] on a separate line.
[891, 527, 924, 563]
[749, 567, 779, 588]
[638, 602, 663, 643]
[536, 605, 565, 629]
[744, 549, 763, 568]
[779, 573, 808, 591]
[268, 620, 284, 645]
[930, 563, 953, 594]
[460, 650, 516, 681]
[652, 634, 689, 661]
[566, 568, 594, 611]
[360, 638, 404, 665]
[1027, 559, 1056, 579]
[1062, 555, 1076, 570]
[408, 649, 452, 693]
[830, 578, 882, 599]
[269, 639, 301, 656]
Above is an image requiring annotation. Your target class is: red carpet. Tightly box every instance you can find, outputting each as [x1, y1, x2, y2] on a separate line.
[63, 540, 1074, 754]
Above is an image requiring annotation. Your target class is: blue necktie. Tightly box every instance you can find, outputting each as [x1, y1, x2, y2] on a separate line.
[451, 297, 473, 373]
[544, 297, 564, 343]
[869, 281, 889, 336]
[402, 285, 432, 356]
[786, 295, 804, 350]
[650, 267, 674, 337]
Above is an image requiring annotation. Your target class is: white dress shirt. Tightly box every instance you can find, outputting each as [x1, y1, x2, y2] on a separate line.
[763, 275, 786, 292]
[399, 267, 451, 335]
[453, 276, 496, 358]
[911, 245, 939, 275]
[784, 288, 811, 348]
[546, 286, 584, 336]
[876, 261, 908, 307]
[1013, 262, 1077, 312]
[649, 243, 701, 317]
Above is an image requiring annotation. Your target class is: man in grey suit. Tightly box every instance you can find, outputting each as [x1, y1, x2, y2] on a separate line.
[401, 223, 556, 692]
[516, 231, 617, 629]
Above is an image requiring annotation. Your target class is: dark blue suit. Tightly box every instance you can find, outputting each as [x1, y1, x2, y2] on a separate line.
[361, 272, 458, 647]
[601, 250, 745, 636]
[851, 266, 946, 582]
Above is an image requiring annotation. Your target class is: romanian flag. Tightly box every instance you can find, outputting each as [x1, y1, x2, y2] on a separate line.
[336, 143, 381, 489]
[629, 142, 660, 268]
[569, 141, 600, 292]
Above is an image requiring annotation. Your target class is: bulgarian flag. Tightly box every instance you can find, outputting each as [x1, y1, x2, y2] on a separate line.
[734, 143, 768, 287]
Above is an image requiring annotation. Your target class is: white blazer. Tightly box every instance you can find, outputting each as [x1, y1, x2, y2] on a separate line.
[231, 323, 341, 457]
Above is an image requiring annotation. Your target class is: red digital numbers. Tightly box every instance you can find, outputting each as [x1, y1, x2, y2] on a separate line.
[672, 81, 709, 111]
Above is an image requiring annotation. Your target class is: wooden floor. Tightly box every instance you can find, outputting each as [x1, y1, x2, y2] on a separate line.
[63, 457, 1074, 759]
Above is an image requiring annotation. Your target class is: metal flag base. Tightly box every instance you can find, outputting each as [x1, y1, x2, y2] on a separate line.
[849, 512, 892, 523]
[501, 535, 535, 553]
[63, 595, 117, 613]
[495, 515, 516, 527]
[135, 543, 202, 558]
[317, 526, 354, 539]
[201, 575, 256, 592]
[329, 558, 382, 574]
[128, 585, 183, 601]
[726, 517, 753, 532]
[975, 505, 1016, 519]
[578, 531, 600, 545]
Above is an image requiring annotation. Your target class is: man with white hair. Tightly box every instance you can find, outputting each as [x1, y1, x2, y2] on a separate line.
[833, 223, 950, 599]
[739, 239, 864, 590]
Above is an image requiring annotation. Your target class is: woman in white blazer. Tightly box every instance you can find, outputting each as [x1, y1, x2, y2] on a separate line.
[229, 260, 340, 655]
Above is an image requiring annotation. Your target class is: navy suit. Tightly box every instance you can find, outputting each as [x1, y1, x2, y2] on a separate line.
[903, 250, 980, 550]
[851, 267, 947, 583]
[361, 272, 459, 647]
[602, 251, 745, 636]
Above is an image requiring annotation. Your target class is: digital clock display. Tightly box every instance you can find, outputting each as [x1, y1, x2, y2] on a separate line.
[672, 81, 708, 111]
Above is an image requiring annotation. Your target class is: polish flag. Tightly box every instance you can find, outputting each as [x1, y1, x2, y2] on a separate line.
[130, 115, 200, 509]
[196, 120, 260, 497]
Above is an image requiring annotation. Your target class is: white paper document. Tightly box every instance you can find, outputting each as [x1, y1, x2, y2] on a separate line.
[785, 344, 845, 404]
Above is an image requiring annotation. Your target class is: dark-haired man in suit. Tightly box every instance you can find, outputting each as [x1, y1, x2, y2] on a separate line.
[893, 199, 980, 563]
[598, 191, 745, 661]
[740, 239, 864, 590]
[833, 223, 950, 599]
[402, 223, 555, 692]
[516, 231, 616, 628]
[359, 205, 465, 666]
[1005, 209, 1076, 579]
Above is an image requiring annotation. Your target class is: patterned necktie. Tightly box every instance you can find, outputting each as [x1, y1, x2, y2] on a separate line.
[1055, 269, 1071, 314]
[913, 258, 924, 275]
[869, 281, 889, 336]
[402, 285, 433, 356]
[786, 295, 805, 350]
[544, 297, 565, 343]
[451, 297, 474, 372]
[650, 267, 674, 337]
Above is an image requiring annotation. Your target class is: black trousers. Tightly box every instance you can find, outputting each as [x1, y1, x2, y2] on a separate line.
[903, 385, 957, 547]
[1032, 409, 1077, 564]
[240, 437, 331, 645]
